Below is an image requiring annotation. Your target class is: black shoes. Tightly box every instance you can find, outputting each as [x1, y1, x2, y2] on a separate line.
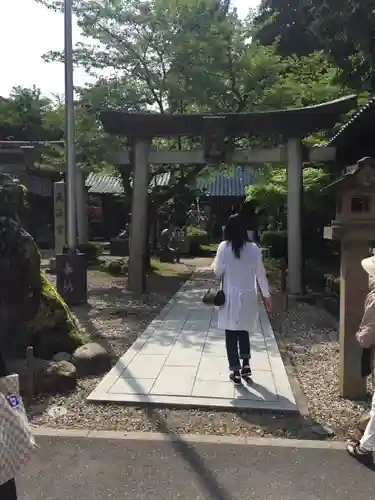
[230, 363, 252, 385]
[346, 440, 373, 466]
[229, 371, 241, 385]
[241, 364, 252, 380]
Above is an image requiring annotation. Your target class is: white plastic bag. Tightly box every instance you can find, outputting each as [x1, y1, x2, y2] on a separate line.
[0, 374, 37, 485]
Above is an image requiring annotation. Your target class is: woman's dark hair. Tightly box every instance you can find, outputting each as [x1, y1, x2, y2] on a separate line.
[224, 214, 249, 258]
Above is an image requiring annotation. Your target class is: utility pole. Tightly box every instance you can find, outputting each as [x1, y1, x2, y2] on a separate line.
[56, 0, 87, 305]
[64, 0, 76, 249]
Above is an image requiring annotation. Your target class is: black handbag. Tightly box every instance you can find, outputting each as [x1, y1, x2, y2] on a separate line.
[202, 277, 225, 307]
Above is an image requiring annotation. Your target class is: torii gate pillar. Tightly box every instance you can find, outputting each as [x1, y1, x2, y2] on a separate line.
[287, 138, 303, 296]
[128, 139, 150, 294]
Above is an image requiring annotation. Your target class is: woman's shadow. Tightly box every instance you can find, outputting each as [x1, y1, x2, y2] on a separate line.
[231, 376, 296, 413]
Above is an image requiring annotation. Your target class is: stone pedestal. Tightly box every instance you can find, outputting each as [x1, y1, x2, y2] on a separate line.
[56, 252, 88, 306]
[339, 240, 369, 399]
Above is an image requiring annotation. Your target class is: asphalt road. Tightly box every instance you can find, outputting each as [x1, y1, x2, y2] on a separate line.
[18, 435, 374, 500]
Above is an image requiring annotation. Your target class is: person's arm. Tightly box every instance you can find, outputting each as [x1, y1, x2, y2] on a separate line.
[255, 247, 270, 298]
[212, 242, 226, 278]
[255, 246, 272, 311]
[356, 293, 375, 348]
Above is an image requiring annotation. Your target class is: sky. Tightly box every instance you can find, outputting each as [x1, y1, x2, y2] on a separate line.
[0, 0, 259, 98]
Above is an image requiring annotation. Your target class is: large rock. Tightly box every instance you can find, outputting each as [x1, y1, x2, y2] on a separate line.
[42, 361, 77, 393]
[73, 343, 112, 376]
[53, 352, 73, 363]
[0, 173, 86, 360]
[24, 273, 87, 359]
[8, 358, 77, 394]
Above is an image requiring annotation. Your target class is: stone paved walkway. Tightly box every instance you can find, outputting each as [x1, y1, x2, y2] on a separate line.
[88, 275, 297, 412]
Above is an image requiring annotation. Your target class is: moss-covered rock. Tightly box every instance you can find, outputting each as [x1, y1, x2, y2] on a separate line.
[25, 272, 87, 359]
[0, 173, 86, 360]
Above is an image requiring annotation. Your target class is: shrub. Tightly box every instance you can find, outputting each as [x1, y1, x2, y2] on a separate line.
[186, 226, 208, 255]
[77, 242, 103, 264]
[260, 231, 287, 260]
[186, 226, 207, 239]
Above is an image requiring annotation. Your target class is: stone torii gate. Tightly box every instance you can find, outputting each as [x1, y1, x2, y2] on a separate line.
[100, 95, 356, 295]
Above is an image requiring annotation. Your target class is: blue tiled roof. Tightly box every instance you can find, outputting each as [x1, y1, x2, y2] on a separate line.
[86, 167, 255, 196]
[197, 167, 255, 197]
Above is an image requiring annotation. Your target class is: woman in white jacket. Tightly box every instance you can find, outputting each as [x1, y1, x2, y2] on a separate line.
[212, 214, 272, 385]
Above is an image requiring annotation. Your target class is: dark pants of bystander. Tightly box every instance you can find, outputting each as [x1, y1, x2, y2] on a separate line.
[225, 330, 250, 371]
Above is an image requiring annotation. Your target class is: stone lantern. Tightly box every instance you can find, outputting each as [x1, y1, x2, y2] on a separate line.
[324, 156, 375, 399]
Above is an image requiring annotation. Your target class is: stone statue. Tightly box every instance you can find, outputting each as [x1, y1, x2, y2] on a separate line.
[172, 227, 186, 262]
[0, 174, 85, 360]
[186, 204, 199, 226]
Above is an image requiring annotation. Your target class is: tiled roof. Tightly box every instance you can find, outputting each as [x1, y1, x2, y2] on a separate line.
[86, 173, 122, 194]
[327, 97, 375, 147]
[86, 172, 172, 194]
[197, 167, 255, 197]
[86, 167, 255, 196]
[149, 172, 171, 188]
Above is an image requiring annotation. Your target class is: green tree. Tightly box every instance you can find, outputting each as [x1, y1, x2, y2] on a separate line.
[35, 0, 350, 239]
[245, 166, 334, 250]
[0, 86, 62, 141]
[36, 0, 242, 211]
[254, 0, 321, 57]
[34, 1, 281, 219]
[254, 0, 375, 92]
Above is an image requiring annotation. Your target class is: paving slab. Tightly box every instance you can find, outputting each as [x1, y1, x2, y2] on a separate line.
[88, 277, 297, 412]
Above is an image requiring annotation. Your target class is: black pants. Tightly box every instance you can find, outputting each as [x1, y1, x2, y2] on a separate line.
[0, 479, 17, 500]
[225, 330, 250, 371]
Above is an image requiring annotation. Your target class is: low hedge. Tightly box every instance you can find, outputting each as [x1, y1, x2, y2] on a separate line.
[186, 226, 208, 241]
[186, 226, 208, 255]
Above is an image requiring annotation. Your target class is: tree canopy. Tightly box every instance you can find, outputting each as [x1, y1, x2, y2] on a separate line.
[245, 166, 332, 230]
[37, 0, 348, 114]
[254, 0, 375, 92]
[0, 86, 62, 141]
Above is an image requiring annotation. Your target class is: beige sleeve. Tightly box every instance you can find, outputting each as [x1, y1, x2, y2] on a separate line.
[356, 294, 375, 348]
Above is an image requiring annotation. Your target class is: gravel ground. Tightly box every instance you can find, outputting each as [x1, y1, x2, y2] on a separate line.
[28, 266, 370, 441]
[269, 294, 372, 439]
[28, 374, 318, 439]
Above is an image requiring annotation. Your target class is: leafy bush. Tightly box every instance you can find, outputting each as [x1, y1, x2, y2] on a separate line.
[186, 226, 208, 255]
[77, 242, 103, 264]
[260, 231, 287, 260]
[186, 226, 208, 238]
